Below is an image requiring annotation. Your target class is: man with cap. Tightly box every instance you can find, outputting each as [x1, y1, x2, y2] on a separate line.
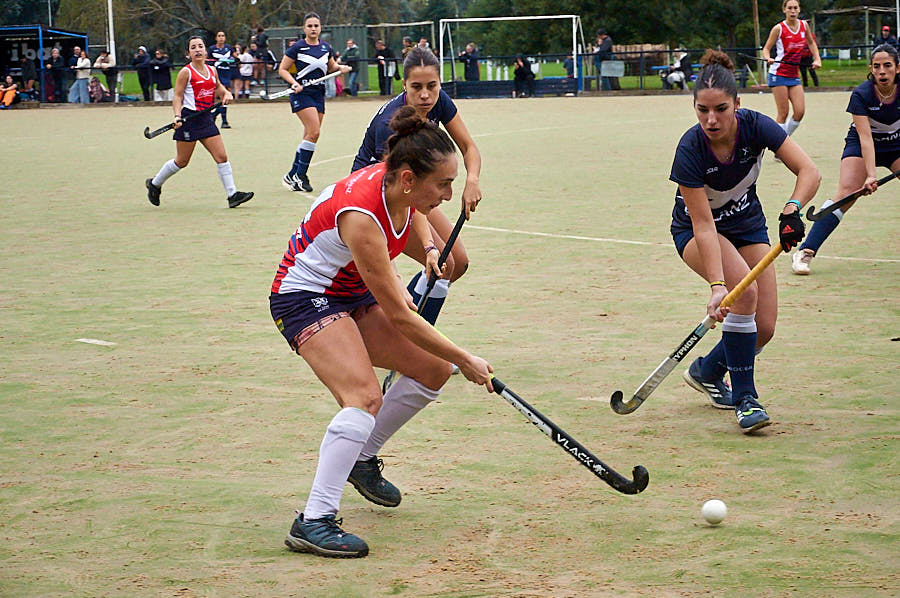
[132, 46, 153, 101]
[879, 25, 898, 50]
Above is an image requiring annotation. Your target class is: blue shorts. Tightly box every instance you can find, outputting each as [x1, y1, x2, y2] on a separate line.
[173, 108, 219, 142]
[841, 138, 900, 169]
[671, 224, 770, 258]
[767, 73, 802, 87]
[270, 290, 376, 352]
[290, 89, 325, 113]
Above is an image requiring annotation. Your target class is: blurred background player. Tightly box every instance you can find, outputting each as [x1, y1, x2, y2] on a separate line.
[145, 36, 252, 209]
[278, 12, 350, 193]
[792, 44, 900, 274]
[762, 0, 820, 136]
[271, 106, 493, 558]
[669, 50, 819, 433]
[208, 31, 233, 128]
[351, 47, 483, 334]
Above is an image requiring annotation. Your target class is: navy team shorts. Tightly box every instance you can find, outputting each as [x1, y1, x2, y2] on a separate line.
[270, 290, 376, 352]
[173, 108, 219, 142]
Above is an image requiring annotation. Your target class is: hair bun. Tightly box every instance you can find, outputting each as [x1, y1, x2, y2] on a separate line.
[700, 49, 735, 72]
[389, 105, 425, 138]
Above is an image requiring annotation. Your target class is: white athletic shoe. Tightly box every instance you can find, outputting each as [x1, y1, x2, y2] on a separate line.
[792, 249, 814, 275]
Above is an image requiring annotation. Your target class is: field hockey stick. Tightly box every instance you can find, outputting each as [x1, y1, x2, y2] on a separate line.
[491, 376, 649, 494]
[806, 170, 899, 221]
[143, 102, 222, 139]
[260, 70, 342, 100]
[416, 210, 466, 310]
[610, 243, 783, 415]
[737, 52, 801, 67]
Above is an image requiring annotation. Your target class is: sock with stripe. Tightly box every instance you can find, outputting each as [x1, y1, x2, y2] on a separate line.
[407, 270, 451, 325]
[722, 313, 758, 400]
[290, 140, 316, 177]
[799, 199, 842, 254]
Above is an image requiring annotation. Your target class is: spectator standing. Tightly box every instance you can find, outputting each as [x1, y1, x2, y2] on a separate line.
[799, 31, 819, 87]
[70, 50, 91, 104]
[252, 25, 269, 84]
[45, 47, 66, 102]
[878, 25, 898, 50]
[375, 39, 396, 96]
[19, 56, 36, 98]
[208, 31, 233, 128]
[93, 49, 117, 99]
[593, 29, 620, 91]
[563, 53, 575, 78]
[151, 49, 173, 101]
[342, 38, 361, 96]
[513, 54, 535, 97]
[236, 44, 255, 99]
[457, 43, 480, 81]
[66, 45, 81, 102]
[401, 36, 414, 58]
[132, 46, 153, 101]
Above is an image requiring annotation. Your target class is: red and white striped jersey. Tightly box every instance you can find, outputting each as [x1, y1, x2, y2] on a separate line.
[182, 63, 218, 110]
[769, 20, 808, 79]
[271, 163, 413, 296]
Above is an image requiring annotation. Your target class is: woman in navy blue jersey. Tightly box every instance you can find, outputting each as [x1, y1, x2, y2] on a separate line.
[352, 47, 483, 329]
[792, 44, 900, 274]
[670, 50, 820, 433]
[278, 12, 351, 193]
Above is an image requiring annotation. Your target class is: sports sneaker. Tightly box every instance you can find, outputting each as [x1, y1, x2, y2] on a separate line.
[683, 357, 733, 409]
[294, 173, 313, 193]
[227, 191, 253, 208]
[734, 396, 771, 433]
[792, 249, 814, 275]
[348, 456, 401, 507]
[285, 513, 369, 558]
[220, 121, 231, 129]
[146, 178, 161, 206]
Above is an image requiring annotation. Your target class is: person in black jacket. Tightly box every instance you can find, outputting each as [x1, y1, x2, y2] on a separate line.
[513, 54, 535, 98]
[151, 48, 173, 101]
[374, 39, 396, 96]
[457, 43, 480, 81]
[45, 47, 66, 102]
[132, 46, 153, 101]
[593, 29, 620, 91]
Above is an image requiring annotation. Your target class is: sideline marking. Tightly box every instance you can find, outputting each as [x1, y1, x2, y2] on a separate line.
[76, 338, 117, 346]
[467, 224, 900, 263]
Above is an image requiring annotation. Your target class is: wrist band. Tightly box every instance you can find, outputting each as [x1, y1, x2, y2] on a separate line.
[709, 280, 726, 288]
[424, 245, 438, 254]
[785, 199, 801, 211]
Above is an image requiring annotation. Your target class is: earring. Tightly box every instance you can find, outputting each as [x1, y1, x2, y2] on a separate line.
[403, 188, 411, 194]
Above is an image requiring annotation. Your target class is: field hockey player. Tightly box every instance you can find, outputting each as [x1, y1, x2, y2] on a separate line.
[669, 50, 820, 433]
[269, 106, 493, 558]
[793, 44, 900, 274]
[145, 35, 253, 209]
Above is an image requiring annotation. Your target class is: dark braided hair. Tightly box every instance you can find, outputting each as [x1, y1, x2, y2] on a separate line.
[693, 49, 737, 101]
[403, 46, 439, 79]
[384, 105, 456, 182]
[868, 44, 900, 85]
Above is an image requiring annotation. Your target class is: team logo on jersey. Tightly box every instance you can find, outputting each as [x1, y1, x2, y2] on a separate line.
[311, 297, 329, 311]
[739, 147, 755, 164]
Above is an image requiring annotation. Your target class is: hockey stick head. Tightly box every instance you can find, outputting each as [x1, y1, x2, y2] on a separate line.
[143, 127, 152, 139]
[623, 465, 650, 494]
[610, 390, 643, 415]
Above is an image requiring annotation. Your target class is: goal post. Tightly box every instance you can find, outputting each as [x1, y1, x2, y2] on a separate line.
[439, 15, 585, 82]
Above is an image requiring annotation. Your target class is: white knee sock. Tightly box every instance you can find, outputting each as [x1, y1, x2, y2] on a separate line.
[359, 375, 440, 460]
[785, 117, 801, 136]
[304, 407, 375, 520]
[151, 159, 181, 187]
[216, 161, 236, 196]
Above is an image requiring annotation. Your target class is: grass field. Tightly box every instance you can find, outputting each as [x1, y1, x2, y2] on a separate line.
[1, 91, 898, 597]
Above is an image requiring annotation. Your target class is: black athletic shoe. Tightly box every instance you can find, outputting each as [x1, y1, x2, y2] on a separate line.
[227, 191, 253, 208]
[146, 178, 161, 206]
[295, 173, 313, 193]
[285, 513, 369, 558]
[220, 121, 231, 129]
[348, 456, 402, 507]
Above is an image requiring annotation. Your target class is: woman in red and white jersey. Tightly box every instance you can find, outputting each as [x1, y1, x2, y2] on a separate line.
[762, 0, 821, 137]
[271, 105, 493, 559]
[145, 35, 253, 209]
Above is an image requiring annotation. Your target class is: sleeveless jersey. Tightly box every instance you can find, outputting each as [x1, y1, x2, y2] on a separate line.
[271, 163, 414, 296]
[845, 79, 900, 153]
[182, 63, 218, 111]
[284, 39, 333, 89]
[769, 20, 808, 78]
[352, 89, 458, 171]
[670, 109, 787, 236]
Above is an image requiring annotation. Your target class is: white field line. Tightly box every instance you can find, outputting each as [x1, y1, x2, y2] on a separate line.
[466, 224, 900, 263]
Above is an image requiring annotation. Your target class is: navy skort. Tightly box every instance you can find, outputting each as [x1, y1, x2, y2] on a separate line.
[173, 108, 219, 142]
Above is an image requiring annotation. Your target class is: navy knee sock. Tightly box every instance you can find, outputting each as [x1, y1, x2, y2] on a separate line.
[407, 270, 450, 326]
[699, 339, 728, 381]
[799, 202, 842, 253]
[721, 313, 758, 401]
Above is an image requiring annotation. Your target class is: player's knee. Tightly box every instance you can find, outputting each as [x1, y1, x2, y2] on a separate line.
[757, 324, 775, 347]
[449, 257, 469, 282]
[305, 130, 320, 143]
[174, 158, 189, 168]
[732, 282, 758, 312]
[417, 362, 453, 391]
[342, 387, 383, 417]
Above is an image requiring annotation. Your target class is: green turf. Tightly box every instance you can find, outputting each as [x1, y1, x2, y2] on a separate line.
[1, 92, 897, 597]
